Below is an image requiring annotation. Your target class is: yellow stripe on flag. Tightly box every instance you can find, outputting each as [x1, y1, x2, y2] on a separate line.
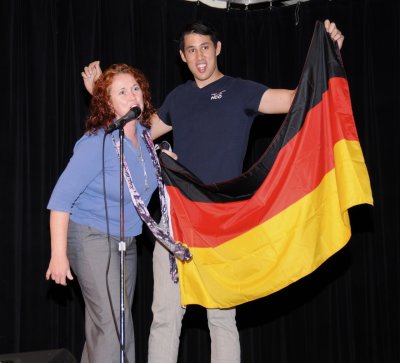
[177, 140, 373, 308]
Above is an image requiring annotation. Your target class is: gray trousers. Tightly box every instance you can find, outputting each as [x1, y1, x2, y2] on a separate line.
[67, 221, 137, 363]
[148, 241, 241, 363]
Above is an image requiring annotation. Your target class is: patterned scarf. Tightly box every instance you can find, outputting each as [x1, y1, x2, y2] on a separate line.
[111, 129, 191, 282]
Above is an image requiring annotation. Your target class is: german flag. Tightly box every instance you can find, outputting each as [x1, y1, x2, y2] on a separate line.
[159, 21, 373, 309]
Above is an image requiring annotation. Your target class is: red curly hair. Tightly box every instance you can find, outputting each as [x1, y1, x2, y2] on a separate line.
[86, 64, 155, 133]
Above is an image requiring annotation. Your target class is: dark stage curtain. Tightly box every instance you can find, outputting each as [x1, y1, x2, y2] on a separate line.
[1, 0, 399, 362]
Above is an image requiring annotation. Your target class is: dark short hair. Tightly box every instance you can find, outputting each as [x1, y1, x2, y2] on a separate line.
[178, 20, 219, 51]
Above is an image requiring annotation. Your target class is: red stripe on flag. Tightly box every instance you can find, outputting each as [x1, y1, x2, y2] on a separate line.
[169, 77, 359, 248]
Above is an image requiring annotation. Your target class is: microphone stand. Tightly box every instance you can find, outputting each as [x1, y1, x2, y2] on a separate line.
[105, 106, 140, 363]
[118, 127, 126, 363]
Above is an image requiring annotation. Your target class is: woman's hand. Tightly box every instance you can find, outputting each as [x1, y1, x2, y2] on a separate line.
[46, 254, 74, 286]
[46, 210, 73, 286]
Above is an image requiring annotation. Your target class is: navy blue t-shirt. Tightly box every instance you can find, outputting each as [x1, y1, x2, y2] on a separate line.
[158, 75, 268, 184]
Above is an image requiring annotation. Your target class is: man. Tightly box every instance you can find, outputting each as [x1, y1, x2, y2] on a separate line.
[82, 19, 344, 363]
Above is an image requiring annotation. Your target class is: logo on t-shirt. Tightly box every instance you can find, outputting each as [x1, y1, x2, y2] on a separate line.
[210, 90, 226, 100]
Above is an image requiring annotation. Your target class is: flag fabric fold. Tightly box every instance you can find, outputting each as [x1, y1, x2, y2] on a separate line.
[159, 21, 373, 309]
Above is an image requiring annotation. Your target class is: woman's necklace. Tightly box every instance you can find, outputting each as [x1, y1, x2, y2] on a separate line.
[137, 135, 149, 191]
[119, 122, 149, 192]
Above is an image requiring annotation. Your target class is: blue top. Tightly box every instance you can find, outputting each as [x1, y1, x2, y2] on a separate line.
[159, 75, 268, 184]
[47, 123, 157, 237]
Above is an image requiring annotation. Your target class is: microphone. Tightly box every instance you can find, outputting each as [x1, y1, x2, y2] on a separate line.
[105, 106, 142, 133]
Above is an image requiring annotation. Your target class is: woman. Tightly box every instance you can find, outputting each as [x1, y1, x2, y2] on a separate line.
[45, 64, 158, 363]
